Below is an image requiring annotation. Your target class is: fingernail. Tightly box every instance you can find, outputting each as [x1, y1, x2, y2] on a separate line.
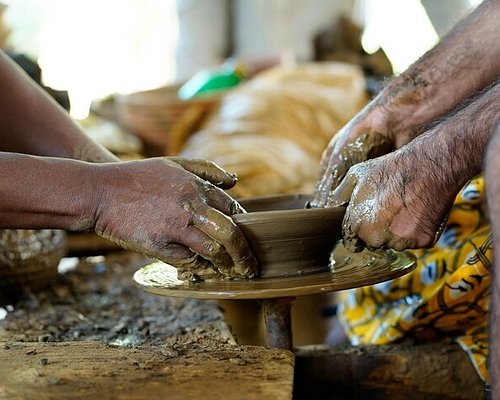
[228, 172, 238, 182]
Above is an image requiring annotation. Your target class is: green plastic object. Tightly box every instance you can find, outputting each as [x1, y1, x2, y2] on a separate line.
[178, 60, 246, 100]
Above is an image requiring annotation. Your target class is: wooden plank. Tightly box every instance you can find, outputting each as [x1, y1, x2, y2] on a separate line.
[0, 341, 294, 400]
[294, 341, 485, 400]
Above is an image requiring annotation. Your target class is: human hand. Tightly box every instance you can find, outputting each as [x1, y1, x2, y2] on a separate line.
[311, 113, 392, 208]
[328, 147, 455, 252]
[168, 157, 238, 190]
[90, 157, 258, 280]
[311, 80, 426, 209]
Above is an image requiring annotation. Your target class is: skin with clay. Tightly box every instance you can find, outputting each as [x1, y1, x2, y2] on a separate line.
[311, 0, 500, 392]
[312, 0, 500, 252]
[331, 80, 499, 252]
[0, 51, 257, 281]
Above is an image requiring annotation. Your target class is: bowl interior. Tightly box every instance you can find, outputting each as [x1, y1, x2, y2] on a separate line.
[234, 194, 344, 278]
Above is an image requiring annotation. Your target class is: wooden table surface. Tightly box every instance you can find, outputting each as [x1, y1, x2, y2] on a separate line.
[0, 252, 294, 400]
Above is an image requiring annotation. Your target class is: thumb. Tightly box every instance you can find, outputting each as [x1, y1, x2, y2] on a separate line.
[168, 157, 238, 189]
[327, 172, 357, 208]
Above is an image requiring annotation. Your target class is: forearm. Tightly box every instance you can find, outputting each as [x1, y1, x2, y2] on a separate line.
[374, 0, 500, 134]
[0, 51, 118, 163]
[486, 121, 500, 398]
[0, 151, 99, 230]
[400, 79, 499, 195]
[329, 80, 499, 251]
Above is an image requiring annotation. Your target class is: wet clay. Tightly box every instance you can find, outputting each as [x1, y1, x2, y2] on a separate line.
[312, 132, 393, 208]
[134, 241, 415, 299]
[338, 132, 392, 182]
[234, 194, 345, 278]
[157, 193, 343, 282]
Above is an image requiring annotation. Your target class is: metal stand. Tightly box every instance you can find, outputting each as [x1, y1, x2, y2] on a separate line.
[262, 297, 295, 350]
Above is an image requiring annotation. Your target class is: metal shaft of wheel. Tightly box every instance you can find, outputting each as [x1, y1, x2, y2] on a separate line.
[262, 297, 295, 350]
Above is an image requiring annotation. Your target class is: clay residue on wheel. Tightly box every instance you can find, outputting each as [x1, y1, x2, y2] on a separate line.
[329, 240, 397, 271]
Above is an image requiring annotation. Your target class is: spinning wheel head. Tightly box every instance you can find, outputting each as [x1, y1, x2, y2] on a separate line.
[133, 242, 416, 300]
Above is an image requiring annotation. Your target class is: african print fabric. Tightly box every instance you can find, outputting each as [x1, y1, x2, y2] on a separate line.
[338, 177, 491, 382]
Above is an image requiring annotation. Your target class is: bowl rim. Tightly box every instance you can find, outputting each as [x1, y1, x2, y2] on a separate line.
[232, 193, 345, 224]
[233, 206, 345, 223]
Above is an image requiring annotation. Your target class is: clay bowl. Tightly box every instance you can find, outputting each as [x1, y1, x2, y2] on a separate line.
[233, 194, 344, 278]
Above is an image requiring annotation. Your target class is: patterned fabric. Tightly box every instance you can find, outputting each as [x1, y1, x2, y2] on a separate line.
[338, 177, 492, 382]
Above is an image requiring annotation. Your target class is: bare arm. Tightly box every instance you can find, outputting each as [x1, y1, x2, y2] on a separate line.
[313, 0, 500, 207]
[330, 79, 499, 251]
[486, 121, 500, 398]
[0, 152, 257, 279]
[379, 0, 500, 138]
[0, 51, 118, 162]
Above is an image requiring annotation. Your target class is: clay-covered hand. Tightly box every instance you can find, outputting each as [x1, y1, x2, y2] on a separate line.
[168, 157, 238, 190]
[328, 148, 455, 252]
[90, 157, 258, 280]
[311, 113, 392, 208]
[311, 81, 424, 208]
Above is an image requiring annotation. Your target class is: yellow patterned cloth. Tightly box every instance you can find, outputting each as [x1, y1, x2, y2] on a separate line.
[338, 177, 492, 382]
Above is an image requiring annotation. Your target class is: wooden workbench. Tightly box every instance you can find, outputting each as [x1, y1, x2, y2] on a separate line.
[0, 252, 294, 400]
[0, 251, 486, 400]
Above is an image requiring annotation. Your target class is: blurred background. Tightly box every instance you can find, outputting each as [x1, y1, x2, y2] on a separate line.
[0, 0, 484, 197]
[2, 0, 480, 119]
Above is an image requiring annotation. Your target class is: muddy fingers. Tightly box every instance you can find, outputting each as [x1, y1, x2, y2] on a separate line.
[191, 206, 258, 278]
[169, 158, 238, 189]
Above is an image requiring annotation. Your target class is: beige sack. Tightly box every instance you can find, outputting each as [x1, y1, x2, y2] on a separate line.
[180, 62, 367, 198]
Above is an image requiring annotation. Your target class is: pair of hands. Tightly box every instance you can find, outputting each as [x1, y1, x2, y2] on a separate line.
[90, 157, 257, 281]
[312, 106, 451, 252]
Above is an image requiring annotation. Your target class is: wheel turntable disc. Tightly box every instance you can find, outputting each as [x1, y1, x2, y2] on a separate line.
[133, 243, 416, 300]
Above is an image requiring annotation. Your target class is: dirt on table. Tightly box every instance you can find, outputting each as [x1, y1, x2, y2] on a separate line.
[0, 252, 295, 400]
[0, 252, 233, 346]
[0, 341, 294, 400]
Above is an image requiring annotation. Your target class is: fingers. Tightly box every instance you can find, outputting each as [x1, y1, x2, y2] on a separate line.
[170, 157, 238, 189]
[326, 171, 357, 208]
[341, 209, 365, 253]
[136, 239, 220, 280]
[200, 181, 246, 214]
[312, 130, 394, 208]
[177, 226, 237, 276]
[317, 143, 333, 183]
[333, 166, 390, 252]
[311, 153, 347, 208]
[343, 209, 391, 253]
[189, 204, 258, 278]
[147, 238, 234, 281]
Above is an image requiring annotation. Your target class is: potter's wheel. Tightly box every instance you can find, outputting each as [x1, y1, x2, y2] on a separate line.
[133, 193, 416, 350]
[133, 242, 416, 300]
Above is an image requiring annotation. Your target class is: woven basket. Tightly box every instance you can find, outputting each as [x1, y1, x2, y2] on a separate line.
[0, 229, 67, 302]
[115, 85, 219, 155]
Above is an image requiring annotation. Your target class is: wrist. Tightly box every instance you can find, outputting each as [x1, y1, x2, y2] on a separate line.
[72, 142, 120, 163]
[412, 126, 479, 195]
[373, 74, 427, 132]
[0, 154, 105, 231]
[69, 161, 108, 232]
